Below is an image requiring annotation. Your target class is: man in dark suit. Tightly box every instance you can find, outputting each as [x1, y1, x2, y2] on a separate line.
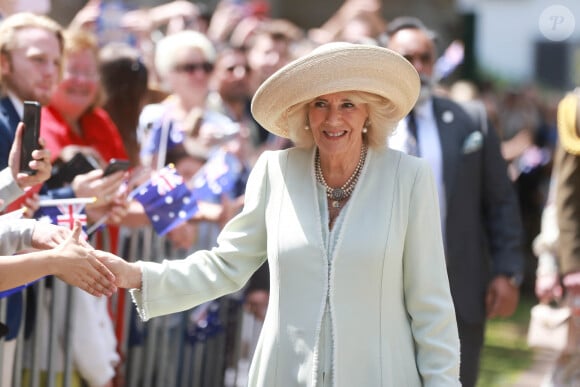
[384, 17, 525, 387]
[0, 12, 63, 387]
[0, 13, 63, 169]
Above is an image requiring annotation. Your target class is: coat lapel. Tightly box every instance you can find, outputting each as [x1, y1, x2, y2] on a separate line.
[0, 96, 21, 133]
[282, 147, 327, 255]
[432, 97, 463, 205]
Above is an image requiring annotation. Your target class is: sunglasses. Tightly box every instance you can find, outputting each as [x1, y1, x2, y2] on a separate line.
[173, 62, 214, 74]
[226, 64, 252, 74]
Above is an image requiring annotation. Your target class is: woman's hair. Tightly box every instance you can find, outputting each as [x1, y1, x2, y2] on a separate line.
[154, 30, 216, 80]
[63, 27, 98, 58]
[286, 91, 399, 149]
[99, 42, 149, 166]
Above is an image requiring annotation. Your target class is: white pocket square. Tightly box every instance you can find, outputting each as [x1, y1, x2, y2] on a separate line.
[462, 131, 483, 154]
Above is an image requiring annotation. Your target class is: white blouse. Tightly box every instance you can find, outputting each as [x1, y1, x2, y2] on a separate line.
[315, 179, 351, 386]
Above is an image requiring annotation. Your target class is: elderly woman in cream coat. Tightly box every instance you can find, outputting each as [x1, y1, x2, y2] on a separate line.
[97, 42, 460, 386]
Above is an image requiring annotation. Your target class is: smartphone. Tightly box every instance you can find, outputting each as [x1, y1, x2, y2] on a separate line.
[19, 101, 41, 175]
[103, 158, 130, 176]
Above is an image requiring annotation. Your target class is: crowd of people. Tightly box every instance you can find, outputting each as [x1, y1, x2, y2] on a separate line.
[0, 0, 577, 386]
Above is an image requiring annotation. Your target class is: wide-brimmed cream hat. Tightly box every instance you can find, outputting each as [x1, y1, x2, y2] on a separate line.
[251, 42, 420, 138]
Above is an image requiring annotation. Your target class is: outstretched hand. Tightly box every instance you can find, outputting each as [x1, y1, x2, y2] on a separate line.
[52, 222, 117, 297]
[31, 221, 88, 250]
[93, 249, 143, 290]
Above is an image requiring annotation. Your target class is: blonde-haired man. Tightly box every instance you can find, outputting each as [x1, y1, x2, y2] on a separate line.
[0, 12, 63, 387]
[0, 12, 63, 166]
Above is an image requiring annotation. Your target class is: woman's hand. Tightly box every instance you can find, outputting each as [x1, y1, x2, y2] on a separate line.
[563, 271, 580, 294]
[72, 169, 127, 206]
[58, 144, 104, 165]
[22, 193, 40, 218]
[206, 0, 246, 42]
[51, 222, 117, 297]
[166, 221, 198, 250]
[68, 0, 100, 31]
[535, 272, 562, 303]
[192, 194, 243, 228]
[93, 250, 142, 289]
[31, 221, 82, 250]
[86, 196, 129, 225]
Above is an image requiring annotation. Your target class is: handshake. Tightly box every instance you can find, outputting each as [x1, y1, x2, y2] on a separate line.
[0, 220, 141, 300]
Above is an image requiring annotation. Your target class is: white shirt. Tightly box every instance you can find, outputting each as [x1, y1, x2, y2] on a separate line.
[389, 99, 447, 238]
[7, 91, 24, 119]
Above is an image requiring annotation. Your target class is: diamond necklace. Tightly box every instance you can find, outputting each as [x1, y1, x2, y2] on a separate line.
[315, 144, 368, 208]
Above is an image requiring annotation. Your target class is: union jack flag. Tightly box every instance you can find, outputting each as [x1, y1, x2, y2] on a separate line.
[55, 203, 88, 229]
[0, 198, 92, 300]
[34, 199, 90, 233]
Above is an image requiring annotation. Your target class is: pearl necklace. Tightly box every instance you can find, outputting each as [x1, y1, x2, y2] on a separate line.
[315, 144, 368, 209]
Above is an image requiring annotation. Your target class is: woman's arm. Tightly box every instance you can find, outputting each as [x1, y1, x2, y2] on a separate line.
[0, 222, 116, 296]
[94, 151, 273, 320]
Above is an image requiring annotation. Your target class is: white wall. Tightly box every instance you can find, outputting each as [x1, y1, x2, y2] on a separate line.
[456, 0, 580, 84]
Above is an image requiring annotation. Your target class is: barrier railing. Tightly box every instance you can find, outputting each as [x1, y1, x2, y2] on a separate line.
[0, 224, 256, 387]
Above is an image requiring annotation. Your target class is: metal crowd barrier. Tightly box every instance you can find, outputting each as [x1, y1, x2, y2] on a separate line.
[0, 224, 257, 387]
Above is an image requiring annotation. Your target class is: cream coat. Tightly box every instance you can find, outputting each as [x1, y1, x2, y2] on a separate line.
[131, 146, 460, 386]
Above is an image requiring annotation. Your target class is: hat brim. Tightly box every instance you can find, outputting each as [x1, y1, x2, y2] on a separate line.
[251, 42, 420, 139]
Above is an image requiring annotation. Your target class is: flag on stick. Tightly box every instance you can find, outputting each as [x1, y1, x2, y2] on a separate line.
[131, 165, 198, 235]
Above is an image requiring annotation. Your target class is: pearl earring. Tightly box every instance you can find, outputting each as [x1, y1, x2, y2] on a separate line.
[362, 119, 370, 133]
[304, 124, 310, 130]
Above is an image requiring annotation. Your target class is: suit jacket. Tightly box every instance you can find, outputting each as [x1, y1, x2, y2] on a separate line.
[131, 146, 460, 387]
[0, 96, 21, 170]
[431, 96, 524, 323]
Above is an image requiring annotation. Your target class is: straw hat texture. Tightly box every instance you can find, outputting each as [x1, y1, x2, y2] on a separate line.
[251, 42, 420, 138]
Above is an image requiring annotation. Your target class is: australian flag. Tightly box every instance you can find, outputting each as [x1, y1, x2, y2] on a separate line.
[191, 149, 245, 203]
[131, 165, 199, 235]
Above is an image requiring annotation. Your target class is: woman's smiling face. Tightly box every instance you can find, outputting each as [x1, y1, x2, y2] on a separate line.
[307, 91, 368, 156]
[50, 48, 99, 114]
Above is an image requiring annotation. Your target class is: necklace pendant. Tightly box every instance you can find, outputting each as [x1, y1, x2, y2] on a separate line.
[331, 188, 345, 201]
[332, 200, 341, 208]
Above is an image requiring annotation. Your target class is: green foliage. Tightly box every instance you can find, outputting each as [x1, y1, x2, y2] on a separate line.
[477, 296, 536, 387]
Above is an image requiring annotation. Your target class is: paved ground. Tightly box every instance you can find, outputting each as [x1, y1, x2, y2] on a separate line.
[511, 348, 560, 387]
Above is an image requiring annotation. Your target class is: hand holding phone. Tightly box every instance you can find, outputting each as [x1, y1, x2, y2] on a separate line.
[45, 152, 100, 189]
[103, 159, 130, 176]
[19, 101, 41, 175]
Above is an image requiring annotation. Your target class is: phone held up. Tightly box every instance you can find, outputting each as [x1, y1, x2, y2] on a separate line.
[19, 101, 41, 175]
[103, 158, 130, 177]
